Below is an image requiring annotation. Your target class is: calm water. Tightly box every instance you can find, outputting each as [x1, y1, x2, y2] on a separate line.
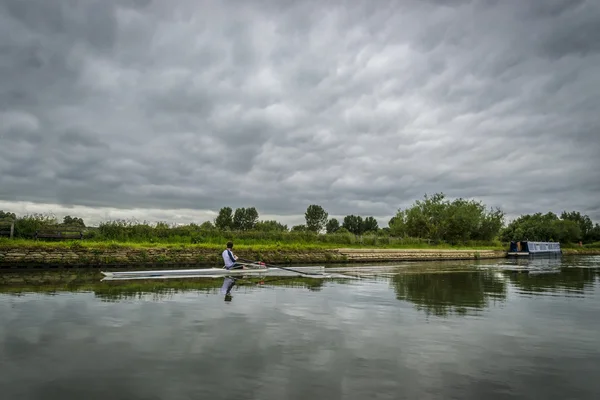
[1, 256, 599, 400]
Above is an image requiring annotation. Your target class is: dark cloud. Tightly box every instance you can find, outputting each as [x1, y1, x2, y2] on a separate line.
[1, 0, 599, 224]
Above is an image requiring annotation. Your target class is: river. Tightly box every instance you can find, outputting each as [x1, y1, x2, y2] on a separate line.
[1, 256, 599, 399]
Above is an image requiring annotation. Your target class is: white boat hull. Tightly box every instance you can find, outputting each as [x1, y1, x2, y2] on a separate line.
[100, 265, 329, 281]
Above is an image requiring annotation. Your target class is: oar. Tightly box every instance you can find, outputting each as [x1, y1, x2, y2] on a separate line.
[237, 260, 266, 269]
[238, 258, 326, 277]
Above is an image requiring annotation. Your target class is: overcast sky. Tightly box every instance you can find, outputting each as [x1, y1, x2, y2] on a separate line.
[1, 0, 599, 227]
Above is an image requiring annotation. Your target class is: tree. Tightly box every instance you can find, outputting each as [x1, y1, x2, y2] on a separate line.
[326, 218, 340, 234]
[155, 221, 170, 230]
[553, 219, 581, 243]
[233, 208, 245, 230]
[215, 207, 233, 230]
[63, 215, 85, 227]
[233, 207, 259, 231]
[501, 212, 581, 243]
[305, 205, 328, 233]
[342, 215, 364, 235]
[199, 221, 215, 230]
[388, 211, 407, 237]
[406, 193, 448, 240]
[591, 224, 600, 242]
[362, 216, 379, 233]
[254, 220, 288, 232]
[388, 193, 505, 242]
[291, 224, 307, 232]
[0, 210, 16, 221]
[244, 207, 259, 230]
[561, 211, 594, 242]
[477, 207, 505, 241]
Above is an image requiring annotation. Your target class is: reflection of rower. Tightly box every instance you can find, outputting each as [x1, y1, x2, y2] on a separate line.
[220, 277, 236, 301]
[222, 241, 245, 270]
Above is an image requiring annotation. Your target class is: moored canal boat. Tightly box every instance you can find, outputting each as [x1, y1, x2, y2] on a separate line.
[507, 241, 562, 257]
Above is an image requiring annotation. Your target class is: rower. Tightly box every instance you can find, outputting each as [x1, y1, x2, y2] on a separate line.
[222, 241, 244, 270]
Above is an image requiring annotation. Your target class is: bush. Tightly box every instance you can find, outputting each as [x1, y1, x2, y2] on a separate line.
[14, 214, 57, 238]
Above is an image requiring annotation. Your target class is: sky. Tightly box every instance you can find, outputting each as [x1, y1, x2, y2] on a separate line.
[1, 0, 599, 227]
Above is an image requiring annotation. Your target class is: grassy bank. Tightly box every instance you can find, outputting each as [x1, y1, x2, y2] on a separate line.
[3, 238, 597, 268]
[559, 241, 600, 255]
[562, 248, 600, 255]
[0, 238, 508, 267]
[5, 238, 599, 252]
[0, 238, 506, 251]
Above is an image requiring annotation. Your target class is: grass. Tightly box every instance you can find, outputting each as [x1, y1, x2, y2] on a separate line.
[0, 237, 506, 251]
[562, 241, 600, 249]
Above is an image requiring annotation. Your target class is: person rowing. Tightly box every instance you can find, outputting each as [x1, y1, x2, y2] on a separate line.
[222, 241, 245, 270]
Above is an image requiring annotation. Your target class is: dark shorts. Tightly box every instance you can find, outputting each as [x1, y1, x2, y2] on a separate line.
[225, 263, 242, 270]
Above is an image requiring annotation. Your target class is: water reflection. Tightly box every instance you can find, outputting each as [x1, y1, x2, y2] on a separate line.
[0, 270, 327, 302]
[391, 271, 507, 316]
[1, 257, 599, 312]
[501, 254, 600, 270]
[487, 255, 600, 296]
[220, 277, 236, 301]
[507, 256, 564, 269]
[503, 268, 597, 295]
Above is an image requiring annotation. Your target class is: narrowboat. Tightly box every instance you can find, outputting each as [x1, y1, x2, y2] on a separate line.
[507, 241, 562, 257]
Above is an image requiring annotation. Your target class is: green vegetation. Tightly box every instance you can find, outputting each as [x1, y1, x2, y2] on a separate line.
[341, 215, 379, 235]
[326, 218, 340, 234]
[388, 193, 504, 243]
[501, 211, 600, 243]
[0, 237, 505, 251]
[305, 204, 328, 233]
[1, 193, 599, 250]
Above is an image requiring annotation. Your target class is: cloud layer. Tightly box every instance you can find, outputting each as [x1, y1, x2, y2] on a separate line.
[1, 0, 599, 225]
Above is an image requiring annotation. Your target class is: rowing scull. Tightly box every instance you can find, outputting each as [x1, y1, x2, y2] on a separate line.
[100, 265, 329, 281]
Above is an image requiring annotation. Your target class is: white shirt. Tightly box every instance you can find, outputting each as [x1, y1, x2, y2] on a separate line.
[222, 249, 237, 268]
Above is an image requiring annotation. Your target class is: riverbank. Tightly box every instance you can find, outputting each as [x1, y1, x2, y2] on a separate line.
[0, 241, 507, 267]
[561, 248, 600, 255]
[1, 241, 597, 268]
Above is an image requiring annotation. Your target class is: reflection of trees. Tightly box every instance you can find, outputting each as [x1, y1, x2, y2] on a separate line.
[505, 268, 597, 295]
[391, 271, 507, 317]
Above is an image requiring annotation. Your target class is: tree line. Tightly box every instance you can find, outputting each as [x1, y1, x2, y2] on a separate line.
[209, 204, 381, 236]
[1, 192, 599, 244]
[500, 211, 600, 243]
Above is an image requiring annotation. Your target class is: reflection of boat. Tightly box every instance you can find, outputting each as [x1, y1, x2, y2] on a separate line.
[507, 241, 562, 257]
[101, 265, 328, 281]
[528, 270, 561, 275]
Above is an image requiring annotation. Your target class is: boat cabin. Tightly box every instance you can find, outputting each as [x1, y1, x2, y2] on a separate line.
[508, 241, 562, 257]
